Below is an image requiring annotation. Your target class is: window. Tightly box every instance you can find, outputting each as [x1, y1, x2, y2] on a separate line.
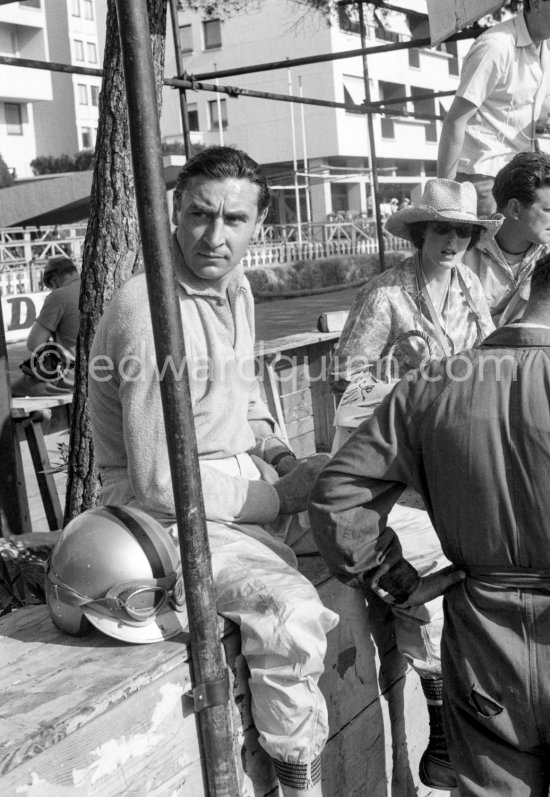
[203, 19, 222, 50]
[179, 24, 193, 54]
[90, 84, 100, 106]
[81, 127, 93, 149]
[343, 75, 364, 113]
[411, 86, 437, 142]
[87, 42, 97, 63]
[338, 5, 360, 35]
[6, 103, 23, 135]
[74, 39, 84, 61]
[77, 84, 88, 105]
[187, 103, 199, 131]
[72, 0, 80, 15]
[208, 98, 227, 130]
[408, 49, 420, 69]
[331, 183, 349, 214]
[83, 0, 94, 20]
[379, 81, 407, 139]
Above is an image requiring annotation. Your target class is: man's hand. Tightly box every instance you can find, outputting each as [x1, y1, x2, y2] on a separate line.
[373, 565, 465, 606]
[275, 454, 330, 514]
[274, 452, 300, 476]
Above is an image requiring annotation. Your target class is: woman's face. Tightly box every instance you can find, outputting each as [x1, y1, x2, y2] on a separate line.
[421, 221, 473, 271]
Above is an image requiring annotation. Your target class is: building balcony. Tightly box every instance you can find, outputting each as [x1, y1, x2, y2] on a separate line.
[0, 64, 52, 103]
[0, 2, 45, 28]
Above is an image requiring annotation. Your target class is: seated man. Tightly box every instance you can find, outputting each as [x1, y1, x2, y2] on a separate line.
[464, 151, 550, 326]
[88, 146, 338, 797]
[11, 255, 80, 397]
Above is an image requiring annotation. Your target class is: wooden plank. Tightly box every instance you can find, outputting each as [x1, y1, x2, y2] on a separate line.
[284, 414, 314, 441]
[280, 387, 312, 422]
[21, 418, 63, 530]
[11, 394, 73, 419]
[288, 430, 316, 458]
[316, 567, 406, 733]
[254, 331, 340, 358]
[0, 607, 276, 797]
[307, 339, 337, 452]
[0, 300, 32, 536]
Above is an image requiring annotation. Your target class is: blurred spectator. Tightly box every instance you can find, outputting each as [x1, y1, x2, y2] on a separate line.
[11, 256, 80, 397]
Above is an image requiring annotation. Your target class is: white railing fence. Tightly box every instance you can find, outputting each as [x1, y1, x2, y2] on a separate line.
[0, 222, 412, 295]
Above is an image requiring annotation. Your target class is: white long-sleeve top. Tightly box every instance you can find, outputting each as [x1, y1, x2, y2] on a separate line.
[89, 244, 281, 525]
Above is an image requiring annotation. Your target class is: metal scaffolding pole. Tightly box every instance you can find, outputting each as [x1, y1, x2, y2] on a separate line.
[0, 28, 478, 83]
[114, 1, 238, 794]
[191, 29, 477, 81]
[357, 0, 385, 271]
[168, 0, 192, 158]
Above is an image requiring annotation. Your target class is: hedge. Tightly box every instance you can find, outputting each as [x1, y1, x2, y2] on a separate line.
[247, 251, 410, 301]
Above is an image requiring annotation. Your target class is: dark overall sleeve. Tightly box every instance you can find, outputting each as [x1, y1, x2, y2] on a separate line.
[309, 363, 444, 601]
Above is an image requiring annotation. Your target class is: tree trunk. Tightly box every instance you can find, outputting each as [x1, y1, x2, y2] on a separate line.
[64, 0, 168, 522]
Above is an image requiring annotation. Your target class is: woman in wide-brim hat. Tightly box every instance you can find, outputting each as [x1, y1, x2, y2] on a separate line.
[330, 178, 503, 394]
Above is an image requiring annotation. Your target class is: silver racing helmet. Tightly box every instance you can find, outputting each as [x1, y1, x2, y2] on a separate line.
[45, 504, 187, 643]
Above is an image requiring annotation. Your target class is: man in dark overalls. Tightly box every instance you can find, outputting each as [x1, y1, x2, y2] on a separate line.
[310, 253, 550, 795]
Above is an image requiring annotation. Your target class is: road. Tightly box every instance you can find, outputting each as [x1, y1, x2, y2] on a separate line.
[254, 286, 356, 341]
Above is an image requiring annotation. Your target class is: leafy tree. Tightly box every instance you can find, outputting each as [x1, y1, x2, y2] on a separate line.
[0, 153, 14, 188]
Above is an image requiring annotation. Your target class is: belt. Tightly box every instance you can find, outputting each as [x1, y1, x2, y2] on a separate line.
[466, 566, 550, 590]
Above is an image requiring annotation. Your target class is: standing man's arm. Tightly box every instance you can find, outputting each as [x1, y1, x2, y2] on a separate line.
[309, 366, 464, 605]
[437, 96, 478, 179]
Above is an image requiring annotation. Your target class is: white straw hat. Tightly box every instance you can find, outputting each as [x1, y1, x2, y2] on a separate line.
[385, 179, 502, 243]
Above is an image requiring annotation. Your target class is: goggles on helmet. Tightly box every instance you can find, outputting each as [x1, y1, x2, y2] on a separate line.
[45, 560, 185, 627]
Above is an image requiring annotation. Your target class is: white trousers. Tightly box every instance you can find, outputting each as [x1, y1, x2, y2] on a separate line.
[103, 455, 339, 765]
[203, 520, 338, 763]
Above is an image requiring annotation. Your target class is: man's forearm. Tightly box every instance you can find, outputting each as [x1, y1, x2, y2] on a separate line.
[437, 97, 477, 179]
[437, 117, 466, 179]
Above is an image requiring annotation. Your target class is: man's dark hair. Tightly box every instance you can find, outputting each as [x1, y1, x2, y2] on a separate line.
[492, 151, 550, 210]
[529, 252, 550, 296]
[43, 256, 78, 289]
[407, 220, 482, 251]
[173, 146, 271, 215]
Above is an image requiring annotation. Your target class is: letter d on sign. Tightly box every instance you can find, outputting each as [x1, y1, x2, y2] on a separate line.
[6, 296, 36, 331]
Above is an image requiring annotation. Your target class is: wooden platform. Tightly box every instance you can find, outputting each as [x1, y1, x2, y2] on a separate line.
[0, 554, 449, 797]
[0, 331, 456, 796]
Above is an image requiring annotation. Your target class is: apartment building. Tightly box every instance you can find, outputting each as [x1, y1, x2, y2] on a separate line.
[0, 0, 52, 179]
[0, 0, 101, 179]
[161, 0, 470, 224]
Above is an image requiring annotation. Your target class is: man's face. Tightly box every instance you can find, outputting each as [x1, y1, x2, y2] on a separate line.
[172, 176, 266, 283]
[516, 186, 550, 246]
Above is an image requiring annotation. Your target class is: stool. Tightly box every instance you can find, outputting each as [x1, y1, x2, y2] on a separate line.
[11, 395, 73, 532]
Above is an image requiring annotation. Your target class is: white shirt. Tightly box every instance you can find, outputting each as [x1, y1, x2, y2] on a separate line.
[457, 14, 550, 177]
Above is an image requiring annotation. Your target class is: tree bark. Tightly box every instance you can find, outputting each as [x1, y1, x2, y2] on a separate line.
[64, 0, 168, 522]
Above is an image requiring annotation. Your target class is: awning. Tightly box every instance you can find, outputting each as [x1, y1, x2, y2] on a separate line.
[0, 160, 184, 227]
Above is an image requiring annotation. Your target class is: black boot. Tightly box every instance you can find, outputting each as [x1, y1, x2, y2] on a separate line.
[418, 677, 458, 791]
